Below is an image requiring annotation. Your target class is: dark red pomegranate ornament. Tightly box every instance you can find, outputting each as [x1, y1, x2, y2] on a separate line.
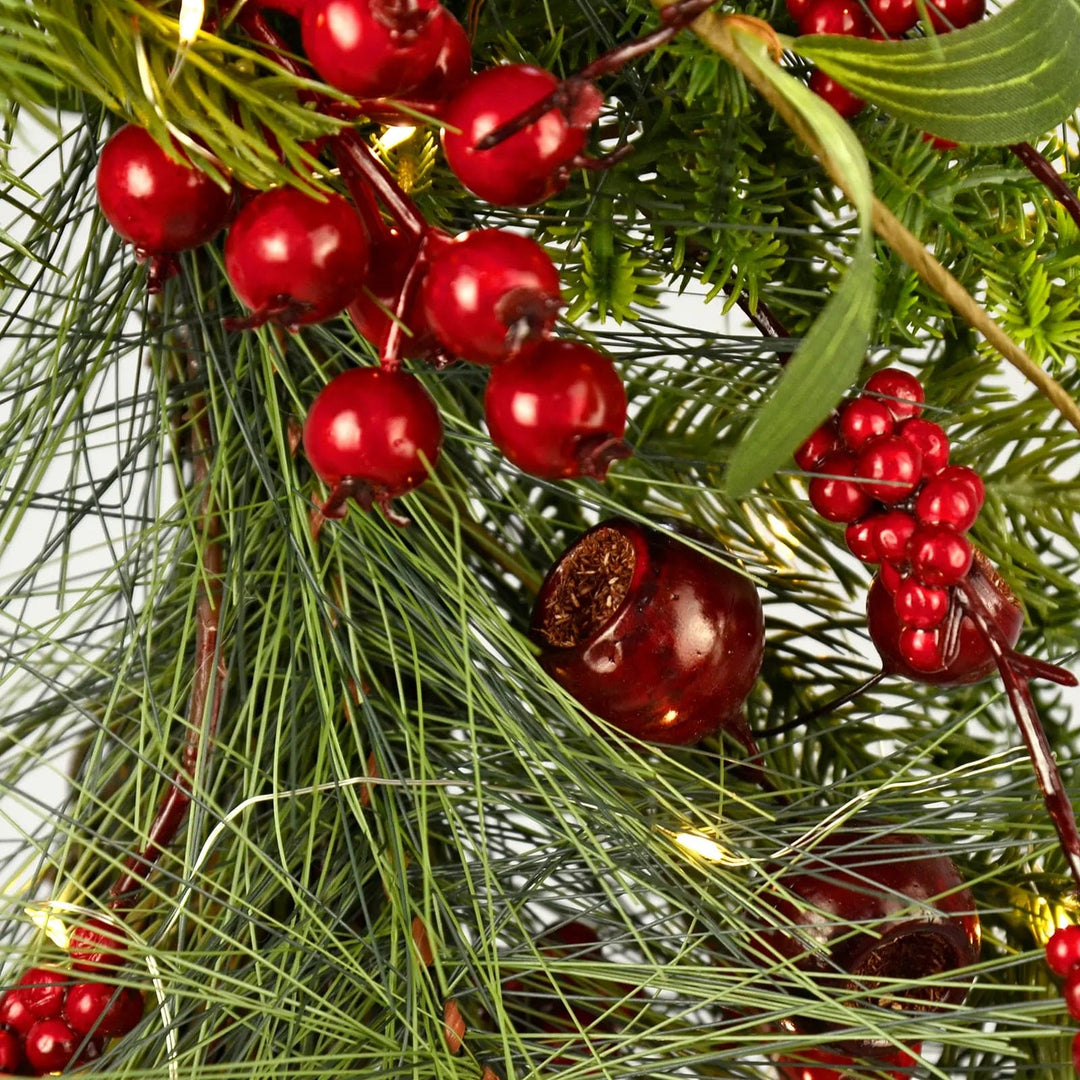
[224, 188, 370, 331]
[754, 829, 980, 1055]
[96, 125, 233, 291]
[484, 339, 630, 480]
[421, 228, 563, 364]
[530, 518, 764, 748]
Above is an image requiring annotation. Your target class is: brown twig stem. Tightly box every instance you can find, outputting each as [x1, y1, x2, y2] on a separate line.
[1009, 141, 1080, 233]
[110, 346, 226, 909]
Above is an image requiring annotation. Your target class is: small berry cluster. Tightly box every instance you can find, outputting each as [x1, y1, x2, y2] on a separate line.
[797, 367, 987, 675]
[790, 0, 987, 118]
[1046, 925, 1080, 1071]
[0, 922, 142, 1075]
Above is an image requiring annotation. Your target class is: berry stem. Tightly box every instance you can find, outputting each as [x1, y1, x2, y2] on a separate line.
[332, 131, 428, 241]
[758, 670, 886, 737]
[1009, 141, 1080, 234]
[110, 341, 226, 909]
[955, 578, 1080, 895]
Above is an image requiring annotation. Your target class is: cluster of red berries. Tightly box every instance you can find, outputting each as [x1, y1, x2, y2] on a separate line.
[0, 921, 142, 1075]
[1047, 925, 1080, 1071]
[790, 0, 986, 118]
[797, 367, 990, 675]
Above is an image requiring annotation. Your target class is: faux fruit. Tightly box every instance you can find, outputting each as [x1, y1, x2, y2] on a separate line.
[530, 518, 764, 748]
[224, 188, 370, 331]
[776, 1042, 921, 1080]
[484, 339, 630, 480]
[755, 829, 980, 1054]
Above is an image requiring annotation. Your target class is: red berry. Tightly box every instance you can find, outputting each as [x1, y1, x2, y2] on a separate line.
[897, 417, 950, 478]
[1046, 925, 1080, 977]
[923, 132, 959, 151]
[926, 0, 986, 31]
[777, 1044, 921, 1080]
[908, 525, 973, 587]
[915, 473, 980, 532]
[421, 229, 562, 364]
[441, 64, 592, 206]
[898, 626, 945, 672]
[96, 125, 232, 262]
[224, 188, 370, 330]
[0, 988, 34, 1037]
[808, 69, 865, 119]
[24, 1019, 80, 1074]
[301, 0, 451, 98]
[879, 560, 903, 595]
[855, 435, 923, 503]
[17, 969, 69, 1020]
[808, 451, 874, 523]
[863, 367, 924, 420]
[484, 339, 630, 480]
[839, 397, 893, 451]
[937, 464, 985, 514]
[530, 519, 764, 747]
[786, 0, 816, 18]
[303, 368, 443, 498]
[793, 419, 838, 471]
[0, 1029, 22, 1074]
[844, 519, 879, 563]
[867, 508, 916, 563]
[868, 0, 919, 34]
[1065, 968, 1080, 1021]
[1073, 1030, 1080, 1073]
[894, 577, 951, 630]
[799, 0, 870, 36]
[69, 917, 130, 973]
[63, 982, 144, 1039]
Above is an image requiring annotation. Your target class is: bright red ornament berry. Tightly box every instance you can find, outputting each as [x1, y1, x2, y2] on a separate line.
[897, 417, 950, 478]
[915, 473, 980, 532]
[17, 968, 69, 1020]
[898, 625, 945, 672]
[786, 0, 816, 18]
[808, 451, 874, 523]
[69, 916, 130, 973]
[441, 64, 595, 206]
[908, 525, 973, 587]
[777, 1043, 920, 1080]
[1046, 925, 1080, 977]
[484, 339, 630, 480]
[530, 519, 764, 748]
[96, 125, 233, 288]
[224, 188, 370, 331]
[844, 519, 879, 563]
[839, 397, 893, 450]
[879, 560, 903, 595]
[63, 982, 144, 1039]
[894, 577, 950, 630]
[0, 1029, 22, 1075]
[799, 0, 870, 36]
[794, 419, 838, 471]
[1065, 968, 1080, 1021]
[867, 508, 916, 563]
[926, 0, 986, 31]
[864, 367, 924, 420]
[24, 1019, 81, 1075]
[855, 435, 923, 503]
[868, 0, 919, 34]
[421, 229, 562, 364]
[0, 988, 34, 1037]
[303, 367, 443, 502]
[301, 0, 451, 99]
[808, 69, 865, 119]
[937, 464, 985, 514]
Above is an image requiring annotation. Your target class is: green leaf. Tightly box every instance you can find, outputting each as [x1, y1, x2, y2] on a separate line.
[724, 30, 876, 498]
[791, 0, 1080, 146]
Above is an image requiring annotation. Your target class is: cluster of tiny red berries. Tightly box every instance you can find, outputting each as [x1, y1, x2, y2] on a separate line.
[797, 367, 987, 674]
[1046, 925, 1080, 1071]
[789, 0, 987, 118]
[0, 921, 142, 1075]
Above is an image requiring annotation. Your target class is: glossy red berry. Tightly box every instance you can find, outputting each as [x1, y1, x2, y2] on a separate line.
[303, 368, 443, 497]
[69, 916, 130, 973]
[864, 367, 924, 420]
[808, 69, 865, 119]
[855, 435, 923, 503]
[897, 417, 950, 478]
[915, 473, 980, 532]
[441, 64, 593, 206]
[756, 830, 980, 1053]
[1046, 924, 1080, 977]
[24, 1019, 81, 1074]
[17, 968, 69, 1020]
[301, 0, 451, 99]
[786, 0, 816, 18]
[844, 519, 879, 563]
[908, 525, 973, 586]
[0, 1029, 22, 1075]
[421, 229, 562, 364]
[224, 189, 369, 331]
[898, 626, 945, 671]
[1065, 969, 1080, 1021]
[794, 419, 838, 471]
[867, 0, 919, 34]
[879, 559, 903, 595]
[926, 0, 986, 31]
[838, 397, 893, 451]
[799, 0, 870, 36]
[868, 551, 1023, 685]
[96, 125, 233, 285]
[894, 577, 950, 630]
[937, 464, 985, 514]
[63, 982, 144, 1039]
[777, 1043, 920, 1080]
[808, 451, 874, 523]
[530, 519, 764, 748]
[484, 339, 630, 480]
[867, 508, 916, 563]
[0, 988, 34, 1037]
